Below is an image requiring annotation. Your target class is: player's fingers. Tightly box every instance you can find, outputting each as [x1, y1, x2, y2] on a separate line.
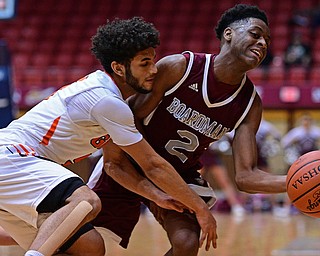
[206, 237, 211, 251]
[200, 231, 217, 251]
[215, 232, 218, 248]
[206, 233, 214, 251]
[213, 232, 218, 249]
[199, 232, 206, 248]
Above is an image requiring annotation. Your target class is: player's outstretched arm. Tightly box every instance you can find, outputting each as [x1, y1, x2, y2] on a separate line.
[102, 143, 186, 213]
[232, 96, 286, 194]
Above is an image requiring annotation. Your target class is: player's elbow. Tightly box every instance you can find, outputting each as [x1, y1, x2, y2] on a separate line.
[104, 161, 115, 176]
[234, 173, 254, 193]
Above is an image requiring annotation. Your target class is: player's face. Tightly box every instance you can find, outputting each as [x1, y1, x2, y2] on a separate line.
[230, 18, 270, 69]
[126, 47, 157, 94]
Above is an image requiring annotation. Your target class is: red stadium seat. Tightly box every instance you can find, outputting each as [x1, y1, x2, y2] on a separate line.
[12, 54, 30, 69]
[309, 67, 320, 83]
[3, 0, 317, 108]
[54, 55, 74, 68]
[312, 51, 320, 67]
[287, 67, 308, 86]
[23, 68, 45, 87]
[267, 66, 286, 86]
[31, 53, 52, 68]
[45, 68, 68, 87]
[247, 68, 267, 85]
[74, 53, 98, 67]
[270, 37, 289, 56]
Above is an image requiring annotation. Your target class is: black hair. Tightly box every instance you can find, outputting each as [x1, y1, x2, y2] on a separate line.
[215, 4, 268, 40]
[91, 17, 160, 73]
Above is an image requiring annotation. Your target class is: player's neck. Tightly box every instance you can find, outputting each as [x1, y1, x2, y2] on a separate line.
[111, 75, 135, 100]
[214, 54, 246, 85]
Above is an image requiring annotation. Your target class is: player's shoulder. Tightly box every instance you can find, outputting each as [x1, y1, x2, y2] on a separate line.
[157, 51, 205, 66]
[157, 53, 186, 70]
[92, 93, 132, 124]
[152, 53, 187, 93]
[97, 93, 127, 109]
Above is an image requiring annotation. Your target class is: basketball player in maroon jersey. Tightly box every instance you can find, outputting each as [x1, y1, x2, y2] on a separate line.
[90, 4, 287, 255]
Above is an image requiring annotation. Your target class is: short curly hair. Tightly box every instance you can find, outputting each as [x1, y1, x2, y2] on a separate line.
[91, 17, 160, 73]
[215, 4, 268, 40]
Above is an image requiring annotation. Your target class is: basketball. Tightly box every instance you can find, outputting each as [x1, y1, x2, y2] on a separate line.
[286, 150, 320, 218]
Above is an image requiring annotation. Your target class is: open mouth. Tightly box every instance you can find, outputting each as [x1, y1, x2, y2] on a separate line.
[251, 49, 263, 61]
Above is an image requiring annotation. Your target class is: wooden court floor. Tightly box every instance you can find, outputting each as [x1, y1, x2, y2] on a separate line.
[2, 211, 320, 256]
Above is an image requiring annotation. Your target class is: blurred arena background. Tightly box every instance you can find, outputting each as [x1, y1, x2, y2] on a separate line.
[1, 1, 320, 255]
[0, 0, 320, 172]
[1, 0, 320, 125]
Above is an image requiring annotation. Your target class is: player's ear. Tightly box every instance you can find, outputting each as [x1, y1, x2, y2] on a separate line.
[111, 61, 125, 77]
[223, 27, 232, 42]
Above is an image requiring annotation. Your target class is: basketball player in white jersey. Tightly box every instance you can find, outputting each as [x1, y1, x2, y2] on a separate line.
[0, 17, 218, 255]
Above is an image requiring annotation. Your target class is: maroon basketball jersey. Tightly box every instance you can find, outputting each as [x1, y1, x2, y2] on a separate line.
[142, 51, 257, 177]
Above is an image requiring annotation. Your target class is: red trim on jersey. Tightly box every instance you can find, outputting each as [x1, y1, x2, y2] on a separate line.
[19, 144, 36, 156]
[12, 144, 22, 155]
[40, 116, 61, 145]
[11, 144, 37, 156]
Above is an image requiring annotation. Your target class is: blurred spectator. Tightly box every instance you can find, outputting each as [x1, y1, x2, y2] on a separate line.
[200, 135, 246, 217]
[256, 118, 282, 172]
[290, 4, 320, 29]
[255, 119, 289, 215]
[259, 48, 273, 70]
[242, 118, 284, 213]
[280, 113, 320, 216]
[0, 39, 14, 128]
[282, 113, 320, 165]
[290, 9, 312, 27]
[283, 33, 312, 69]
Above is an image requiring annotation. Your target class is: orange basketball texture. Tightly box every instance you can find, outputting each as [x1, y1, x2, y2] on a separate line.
[286, 150, 320, 218]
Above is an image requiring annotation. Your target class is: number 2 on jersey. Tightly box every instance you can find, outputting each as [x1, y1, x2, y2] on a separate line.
[165, 130, 199, 163]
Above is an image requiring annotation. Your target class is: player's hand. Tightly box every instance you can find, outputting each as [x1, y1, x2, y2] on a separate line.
[154, 192, 188, 213]
[195, 207, 218, 250]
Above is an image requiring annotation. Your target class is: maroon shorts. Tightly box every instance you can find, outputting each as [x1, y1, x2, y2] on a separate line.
[91, 167, 211, 248]
[91, 170, 142, 248]
[200, 149, 223, 167]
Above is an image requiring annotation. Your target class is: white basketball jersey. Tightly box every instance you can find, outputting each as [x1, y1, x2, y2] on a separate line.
[0, 70, 142, 165]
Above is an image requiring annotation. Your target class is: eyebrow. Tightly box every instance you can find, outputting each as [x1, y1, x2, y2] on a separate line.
[141, 57, 152, 62]
[251, 26, 271, 41]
